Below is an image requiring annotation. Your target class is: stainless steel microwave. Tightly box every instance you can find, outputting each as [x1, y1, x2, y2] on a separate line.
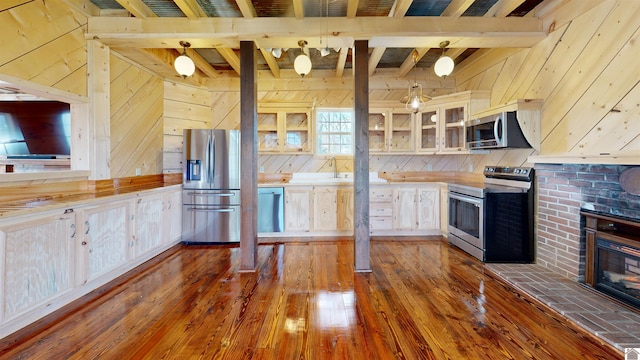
[466, 111, 531, 150]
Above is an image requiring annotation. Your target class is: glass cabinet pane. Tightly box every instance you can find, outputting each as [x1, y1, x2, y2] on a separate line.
[368, 112, 386, 151]
[445, 127, 464, 148]
[443, 105, 465, 150]
[258, 113, 278, 151]
[420, 110, 437, 150]
[390, 113, 413, 151]
[285, 112, 309, 152]
[445, 106, 464, 125]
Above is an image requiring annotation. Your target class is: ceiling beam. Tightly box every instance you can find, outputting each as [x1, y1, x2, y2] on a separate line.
[346, 0, 359, 19]
[293, 0, 304, 19]
[260, 48, 281, 78]
[389, 0, 414, 18]
[398, 0, 473, 79]
[397, 48, 428, 77]
[486, 0, 526, 18]
[336, 47, 349, 77]
[217, 48, 241, 74]
[173, 0, 208, 19]
[114, 0, 155, 18]
[87, 16, 545, 49]
[235, 0, 257, 18]
[441, 0, 476, 17]
[368, 47, 386, 76]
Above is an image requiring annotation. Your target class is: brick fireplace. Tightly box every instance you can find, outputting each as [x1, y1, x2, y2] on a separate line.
[535, 164, 640, 281]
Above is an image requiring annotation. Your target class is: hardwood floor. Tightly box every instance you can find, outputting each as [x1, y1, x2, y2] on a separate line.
[0, 239, 621, 359]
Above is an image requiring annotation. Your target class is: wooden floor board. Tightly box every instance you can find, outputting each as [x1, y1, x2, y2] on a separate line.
[0, 239, 622, 359]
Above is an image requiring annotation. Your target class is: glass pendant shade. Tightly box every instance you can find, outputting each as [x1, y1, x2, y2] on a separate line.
[294, 54, 312, 77]
[174, 41, 195, 78]
[434, 55, 454, 78]
[175, 54, 195, 78]
[405, 83, 426, 113]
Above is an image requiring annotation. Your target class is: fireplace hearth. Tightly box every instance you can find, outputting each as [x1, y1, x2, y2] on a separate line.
[583, 210, 640, 309]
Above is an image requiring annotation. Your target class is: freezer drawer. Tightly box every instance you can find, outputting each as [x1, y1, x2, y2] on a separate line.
[182, 189, 240, 206]
[182, 204, 240, 243]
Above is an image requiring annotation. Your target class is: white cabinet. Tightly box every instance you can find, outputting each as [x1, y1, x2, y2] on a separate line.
[133, 193, 165, 257]
[258, 110, 311, 153]
[336, 187, 354, 231]
[393, 188, 418, 230]
[284, 186, 312, 232]
[0, 209, 75, 322]
[369, 187, 393, 231]
[77, 201, 131, 284]
[418, 186, 440, 230]
[165, 189, 182, 243]
[368, 110, 414, 153]
[370, 184, 441, 236]
[311, 186, 354, 232]
[0, 185, 183, 339]
[282, 185, 355, 235]
[418, 91, 490, 153]
[313, 187, 337, 231]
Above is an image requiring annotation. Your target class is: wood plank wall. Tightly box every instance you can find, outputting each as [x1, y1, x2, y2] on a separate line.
[0, 1, 88, 97]
[456, 0, 640, 157]
[109, 54, 164, 177]
[4, 0, 639, 185]
[162, 80, 522, 175]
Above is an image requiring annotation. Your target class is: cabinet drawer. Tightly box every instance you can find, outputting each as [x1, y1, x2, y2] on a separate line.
[370, 188, 393, 202]
[370, 203, 392, 217]
[370, 216, 393, 230]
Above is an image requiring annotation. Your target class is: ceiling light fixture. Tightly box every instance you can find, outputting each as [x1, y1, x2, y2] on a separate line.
[294, 40, 312, 77]
[405, 50, 429, 113]
[271, 48, 282, 58]
[434, 40, 454, 78]
[174, 41, 195, 78]
[319, 47, 330, 57]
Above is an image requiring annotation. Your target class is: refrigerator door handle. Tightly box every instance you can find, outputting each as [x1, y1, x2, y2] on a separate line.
[186, 207, 236, 212]
[211, 132, 216, 183]
[207, 132, 213, 185]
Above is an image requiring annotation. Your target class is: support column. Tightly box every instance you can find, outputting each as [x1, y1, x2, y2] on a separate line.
[353, 40, 371, 272]
[86, 40, 111, 180]
[240, 41, 258, 272]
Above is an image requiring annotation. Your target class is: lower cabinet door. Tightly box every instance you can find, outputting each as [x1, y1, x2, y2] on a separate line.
[0, 210, 75, 321]
[78, 201, 131, 284]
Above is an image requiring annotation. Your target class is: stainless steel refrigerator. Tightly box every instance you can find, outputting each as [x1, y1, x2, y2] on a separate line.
[182, 129, 241, 244]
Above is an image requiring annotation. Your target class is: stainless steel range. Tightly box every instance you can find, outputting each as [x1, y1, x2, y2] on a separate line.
[447, 166, 535, 263]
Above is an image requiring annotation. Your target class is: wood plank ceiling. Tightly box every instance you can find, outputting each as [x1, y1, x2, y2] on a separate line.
[82, 0, 559, 82]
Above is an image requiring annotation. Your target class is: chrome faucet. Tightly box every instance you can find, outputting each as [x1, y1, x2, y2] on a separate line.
[330, 157, 338, 178]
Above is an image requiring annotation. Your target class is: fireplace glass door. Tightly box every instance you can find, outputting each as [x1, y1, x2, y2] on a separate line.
[595, 237, 640, 308]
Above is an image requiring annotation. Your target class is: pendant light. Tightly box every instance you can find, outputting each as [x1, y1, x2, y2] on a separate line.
[405, 50, 428, 113]
[434, 40, 454, 78]
[294, 40, 312, 77]
[174, 41, 195, 78]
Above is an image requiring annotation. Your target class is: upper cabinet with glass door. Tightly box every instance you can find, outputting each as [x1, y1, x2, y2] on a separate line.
[368, 109, 415, 153]
[417, 91, 490, 153]
[257, 110, 311, 153]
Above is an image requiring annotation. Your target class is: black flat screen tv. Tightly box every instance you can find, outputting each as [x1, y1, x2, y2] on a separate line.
[0, 101, 70, 157]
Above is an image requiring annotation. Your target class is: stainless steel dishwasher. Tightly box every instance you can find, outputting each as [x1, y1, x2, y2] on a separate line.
[258, 187, 284, 233]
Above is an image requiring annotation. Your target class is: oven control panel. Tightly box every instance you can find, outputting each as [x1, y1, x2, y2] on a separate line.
[484, 166, 534, 181]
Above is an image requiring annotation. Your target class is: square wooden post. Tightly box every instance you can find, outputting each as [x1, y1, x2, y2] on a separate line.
[353, 40, 371, 272]
[240, 41, 258, 272]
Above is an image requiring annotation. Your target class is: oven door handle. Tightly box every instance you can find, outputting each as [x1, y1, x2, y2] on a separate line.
[448, 193, 482, 206]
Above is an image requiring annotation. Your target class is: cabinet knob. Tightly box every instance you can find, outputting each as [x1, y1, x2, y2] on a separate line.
[81, 241, 87, 245]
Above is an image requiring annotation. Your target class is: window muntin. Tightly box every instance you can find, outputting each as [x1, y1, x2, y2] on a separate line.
[316, 109, 353, 155]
